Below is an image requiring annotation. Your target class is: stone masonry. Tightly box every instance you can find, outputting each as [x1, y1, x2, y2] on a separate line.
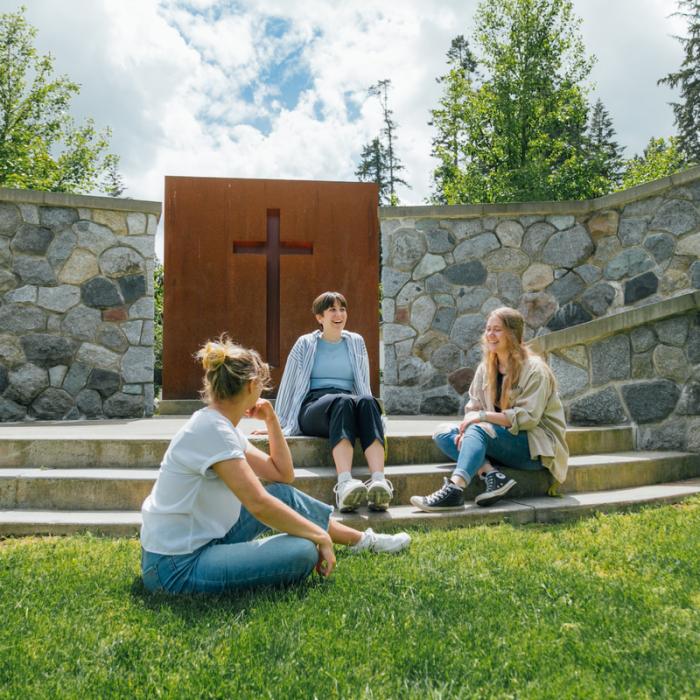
[0, 188, 161, 421]
[379, 166, 700, 417]
[530, 292, 700, 452]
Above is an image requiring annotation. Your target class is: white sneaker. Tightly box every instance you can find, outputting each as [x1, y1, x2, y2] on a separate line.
[333, 478, 368, 512]
[348, 528, 411, 554]
[365, 477, 394, 511]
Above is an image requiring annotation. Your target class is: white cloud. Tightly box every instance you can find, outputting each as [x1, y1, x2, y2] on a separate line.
[0, 0, 688, 261]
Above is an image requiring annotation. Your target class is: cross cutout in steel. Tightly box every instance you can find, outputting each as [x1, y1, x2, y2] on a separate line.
[233, 209, 313, 366]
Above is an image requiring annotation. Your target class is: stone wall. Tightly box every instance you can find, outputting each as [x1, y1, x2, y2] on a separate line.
[529, 292, 700, 450]
[0, 188, 161, 421]
[379, 166, 700, 415]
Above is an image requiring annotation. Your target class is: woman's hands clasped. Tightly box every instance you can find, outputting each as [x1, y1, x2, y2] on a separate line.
[456, 410, 495, 449]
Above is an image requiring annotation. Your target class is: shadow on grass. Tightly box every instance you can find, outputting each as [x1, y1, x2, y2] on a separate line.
[129, 572, 329, 618]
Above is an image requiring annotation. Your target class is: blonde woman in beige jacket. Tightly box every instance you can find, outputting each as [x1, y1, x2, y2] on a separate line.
[411, 307, 568, 511]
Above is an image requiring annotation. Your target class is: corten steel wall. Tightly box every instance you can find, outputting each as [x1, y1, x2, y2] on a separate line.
[164, 177, 380, 399]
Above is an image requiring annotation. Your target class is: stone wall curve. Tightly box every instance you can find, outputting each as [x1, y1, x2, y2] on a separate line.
[379, 166, 700, 417]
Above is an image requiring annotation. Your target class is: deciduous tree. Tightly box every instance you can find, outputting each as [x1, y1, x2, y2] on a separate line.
[0, 7, 121, 194]
[620, 136, 687, 190]
[430, 0, 608, 203]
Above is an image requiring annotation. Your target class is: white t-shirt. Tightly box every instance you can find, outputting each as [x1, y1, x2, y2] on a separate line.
[141, 407, 249, 555]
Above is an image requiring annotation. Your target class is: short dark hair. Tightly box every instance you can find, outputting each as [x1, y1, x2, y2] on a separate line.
[312, 291, 347, 316]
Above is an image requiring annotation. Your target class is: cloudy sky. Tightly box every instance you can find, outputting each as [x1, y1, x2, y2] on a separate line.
[1, 0, 688, 258]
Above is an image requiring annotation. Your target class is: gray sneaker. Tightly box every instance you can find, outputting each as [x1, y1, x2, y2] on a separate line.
[333, 478, 368, 512]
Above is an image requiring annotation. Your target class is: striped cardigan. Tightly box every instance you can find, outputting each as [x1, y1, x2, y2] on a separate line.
[275, 330, 373, 436]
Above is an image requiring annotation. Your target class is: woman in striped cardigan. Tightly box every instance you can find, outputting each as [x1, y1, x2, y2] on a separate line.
[275, 292, 394, 513]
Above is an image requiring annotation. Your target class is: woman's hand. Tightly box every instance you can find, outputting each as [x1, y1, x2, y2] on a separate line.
[246, 398, 275, 423]
[315, 536, 336, 577]
[459, 410, 482, 433]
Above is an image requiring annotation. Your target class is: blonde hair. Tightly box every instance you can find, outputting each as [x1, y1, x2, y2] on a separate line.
[195, 335, 271, 403]
[481, 307, 553, 409]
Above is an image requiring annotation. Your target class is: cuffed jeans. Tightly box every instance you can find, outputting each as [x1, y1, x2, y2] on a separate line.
[141, 483, 333, 595]
[433, 423, 543, 484]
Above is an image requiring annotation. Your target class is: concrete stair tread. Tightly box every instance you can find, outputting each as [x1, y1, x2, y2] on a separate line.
[0, 425, 634, 469]
[2, 478, 699, 536]
[0, 451, 694, 479]
[0, 420, 628, 440]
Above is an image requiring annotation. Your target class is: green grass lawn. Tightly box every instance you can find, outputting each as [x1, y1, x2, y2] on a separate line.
[1, 500, 700, 700]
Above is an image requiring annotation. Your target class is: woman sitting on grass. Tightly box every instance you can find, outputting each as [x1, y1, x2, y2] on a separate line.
[411, 307, 568, 512]
[140, 337, 410, 595]
[274, 291, 393, 513]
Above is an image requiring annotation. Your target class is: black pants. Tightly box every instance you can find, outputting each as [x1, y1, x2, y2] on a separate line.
[298, 388, 384, 451]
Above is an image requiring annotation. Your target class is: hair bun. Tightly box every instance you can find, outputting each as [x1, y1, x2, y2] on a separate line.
[201, 342, 227, 371]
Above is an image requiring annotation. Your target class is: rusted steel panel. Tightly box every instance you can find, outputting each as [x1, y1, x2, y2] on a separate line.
[164, 177, 380, 399]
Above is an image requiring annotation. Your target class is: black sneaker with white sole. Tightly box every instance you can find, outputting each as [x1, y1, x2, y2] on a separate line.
[474, 470, 517, 507]
[410, 478, 465, 513]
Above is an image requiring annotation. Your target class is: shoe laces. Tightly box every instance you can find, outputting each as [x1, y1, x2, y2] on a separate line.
[484, 471, 503, 490]
[425, 478, 456, 505]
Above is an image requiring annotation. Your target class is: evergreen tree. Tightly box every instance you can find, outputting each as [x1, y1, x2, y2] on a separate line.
[0, 8, 121, 194]
[355, 137, 389, 203]
[659, 0, 700, 163]
[101, 154, 126, 197]
[356, 79, 409, 205]
[585, 98, 625, 193]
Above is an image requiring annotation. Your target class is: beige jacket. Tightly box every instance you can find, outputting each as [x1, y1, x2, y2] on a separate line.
[466, 357, 569, 483]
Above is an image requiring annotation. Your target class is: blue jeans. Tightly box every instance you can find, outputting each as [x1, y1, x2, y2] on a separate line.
[141, 483, 333, 594]
[433, 423, 543, 484]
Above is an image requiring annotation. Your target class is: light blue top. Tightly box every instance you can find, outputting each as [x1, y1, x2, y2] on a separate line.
[276, 330, 373, 436]
[310, 338, 354, 390]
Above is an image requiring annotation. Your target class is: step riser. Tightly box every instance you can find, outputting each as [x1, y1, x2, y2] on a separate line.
[3, 456, 698, 511]
[0, 427, 634, 470]
[2, 479, 699, 536]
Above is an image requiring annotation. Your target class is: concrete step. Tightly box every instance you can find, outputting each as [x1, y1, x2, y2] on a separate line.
[1, 451, 698, 511]
[2, 478, 698, 537]
[0, 425, 634, 470]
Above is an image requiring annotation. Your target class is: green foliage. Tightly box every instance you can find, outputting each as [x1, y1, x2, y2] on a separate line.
[356, 79, 409, 206]
[101, 153, 126, 197]
[430, 0, 618, 204]
[658, 0, 700, 164]
[153, 263, 163, 388]
[620, 136, 689, 190]
[1, 500, 700, 697]
[355, 137, 389, 202]
[585, 98, 625, 193]
[429, 36, 479, 204]
[0, 7, 121, 194]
